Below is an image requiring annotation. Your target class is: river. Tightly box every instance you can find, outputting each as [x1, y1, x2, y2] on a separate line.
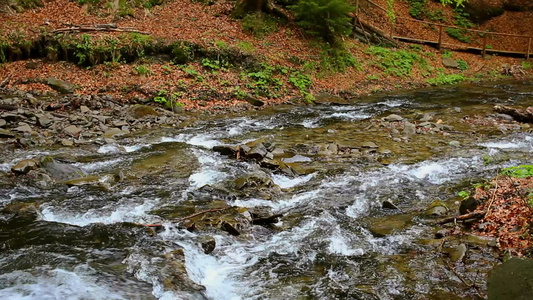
[1, 80, 532, 299]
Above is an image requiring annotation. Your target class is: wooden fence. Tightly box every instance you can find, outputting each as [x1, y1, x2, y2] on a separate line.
[354, 0, 532, 60]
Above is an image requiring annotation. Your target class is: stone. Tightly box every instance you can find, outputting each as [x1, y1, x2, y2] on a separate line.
[113, 120, 128, 127]
[419, 113, 433, 122]
[449, 244, 467, 262]
[313, 93, 350, 105]
[11, 159, 38, 174]
[64, 125, 81, 136]
[64, 175, 100, 187]
[244, 94, 264, 107]
[426, 200, 449, 217]
[104, 128, 127, 138]
[213, 145, 237, 156]
[282, 154, 312, 163]
[382, 200, 400, 210]
[46, 77, 74, 94]
[442, 57, 460, 68]
[488, 258, 533, 300]
[37, 115, 52, 128]
[61, 139, 74, 146]
[39, 157, 86, 180]
[246, 143, 268, 160]
[1, 113, 24, 123]
[13, 124, 32, 133]
[383, 114, 403, 122]
[0, 119, 6, 127]
[403, 122, 416, 136]
[368, 214, 412, 237]
[80, 106, 91, 113]
[0, 129, 14, 138]
[459, 197, 479, 215]
[200, 237, 216, 254]
[361, 142, 378, 148]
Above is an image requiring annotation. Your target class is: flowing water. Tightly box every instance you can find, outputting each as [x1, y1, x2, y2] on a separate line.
[1, 80, 533, 299]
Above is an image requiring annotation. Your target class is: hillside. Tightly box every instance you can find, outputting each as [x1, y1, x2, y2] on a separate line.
[0, 0, 531, 111]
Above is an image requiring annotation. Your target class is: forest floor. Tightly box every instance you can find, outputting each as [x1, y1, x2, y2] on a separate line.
[0, 0, 531, 111]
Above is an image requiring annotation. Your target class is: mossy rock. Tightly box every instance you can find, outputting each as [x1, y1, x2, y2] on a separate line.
[130, 104, 160, 119]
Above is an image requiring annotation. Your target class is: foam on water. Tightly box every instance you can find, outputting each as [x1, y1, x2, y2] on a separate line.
[97, 144, 150, 154]
[162, 134, 221, 148]
[40, 198, 159, 226]
[76, 158, 124, 172]
[271, 173, 315, 189]
[188, 149, 229, 189]
[0, 267, 126, 300]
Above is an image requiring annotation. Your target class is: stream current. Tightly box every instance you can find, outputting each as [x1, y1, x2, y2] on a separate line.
[1, 80, 533, 299]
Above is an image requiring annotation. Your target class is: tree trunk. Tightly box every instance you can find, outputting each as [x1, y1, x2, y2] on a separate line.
[232, 0, 287, 20]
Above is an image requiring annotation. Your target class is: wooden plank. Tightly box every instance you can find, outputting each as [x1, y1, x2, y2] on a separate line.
[528, 37, 532, 60]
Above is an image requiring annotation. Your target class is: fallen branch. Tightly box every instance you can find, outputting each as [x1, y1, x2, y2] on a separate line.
[0, 76, 11, 88]
[138, 207, 231, 228]
[51, 25, 149, 35]
[436, 211, 486, 225]
[494, 105, 533, 123]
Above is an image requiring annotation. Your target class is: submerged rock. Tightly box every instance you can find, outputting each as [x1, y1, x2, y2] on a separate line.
[39, 156, 86, 180]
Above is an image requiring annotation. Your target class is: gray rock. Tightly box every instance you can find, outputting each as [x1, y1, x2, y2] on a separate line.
[213, 145, 237, 156]
[13, 124, 32, 133]
[382, 199, 399, 210]
[244, 94, 264, 107]
[113, 120, 128, 127]
[0, 119, 6, 127]
[313, 93, 350, 105]
[1, 113, 25, 122]
[246, 143, 268, 160]
[64, 125, 81, 136]
[419, 113, 433, 122]
[383, 114, 403, 122]
[450, 244, 467, 262]
[104, 128, 126, 138]
[37, 115, 52, 128]
[11, 159, 38, 174]
[442, 57, 460, 68]
[200, 237, 216, 254]
[39, 157, 86, 180]
[403, 122, 416, 135]
[459, 196, 479, 215]
[80, 106, 91, 113]
[449, 140, 461, 147]
[46, 77, 74, 94]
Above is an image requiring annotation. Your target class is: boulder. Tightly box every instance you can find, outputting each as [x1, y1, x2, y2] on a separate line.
[246, 143, 268, 160]
[46, 77, 74, 94]
[243, 94, 264, 107]
[464, 0, 505, 23]
[213, 145, 237, 156]
[11, 159, 38, 174]
[39, 157, 86, 180]
[200, 236, 216, 254]
[489, 258, 533, 300]
[0, 119, 6, 127]
[459, 196, 479, 214]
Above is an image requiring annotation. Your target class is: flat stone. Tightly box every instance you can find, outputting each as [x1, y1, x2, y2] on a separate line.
[104, 128, 127, 138]
[46, 77, 74, 94]
[113, 120, 128, 127]
[489, 258, 533, 300]
[13, 124, 32, 133]
[64, 125, 81, 136]
[313, 93, 350, 105]
[0, 119, 6, 127]
[449, 140, 461, 147]
[383, 114, 403, 122]
[361, 142, 378, 148]
[129, 105, 159, 119]
[37, 115, 52, 128]
[244, 94, 264, 107]
[11, 159, 38, 174]
[80, 106, 91, 113]
[403, 122, 416, 135]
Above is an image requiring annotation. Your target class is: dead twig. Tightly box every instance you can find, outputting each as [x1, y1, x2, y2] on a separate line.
[436, 211, 486, 225]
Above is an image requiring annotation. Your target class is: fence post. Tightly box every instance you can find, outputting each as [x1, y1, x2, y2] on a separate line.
[482, 33, 488, 58]
[355, 0, 359, 15]
[526, 38, 532, 60]
[438, 25, 443, 51]
[389, 21, 394, 39]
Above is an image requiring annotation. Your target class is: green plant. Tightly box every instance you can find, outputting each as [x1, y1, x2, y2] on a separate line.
[522, 61, 532, 70]
[237, 41, 255, 52]
[501, 165, 533, 178]
[440, 0, 468, 7]
[319, 45, 360, 72]
[458, 191, 470, 198]
[427, 9, 446, 22]
[214, 40, 228, 50]
[366, 46, 428, 77]
[289, 71, 313, 95]
[133, 65, 151, 76]
[161, 65, 173, 74]
[154, 90, 185, 111]
[442, 50, 453, 58]
[366, 74, 379, 81]
[445, 8, 474, 43]
[170, 41, 192, 64]
[408, 0, 426, 20]
[201, 58, 229, 71]
[247, 64, 283, 97]
[426, 73, 465, 85]
[457, 59, 468, 70]
[290, 0, 354, 43]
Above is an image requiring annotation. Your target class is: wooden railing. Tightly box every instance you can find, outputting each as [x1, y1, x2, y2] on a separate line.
[354, 0, 532, 60]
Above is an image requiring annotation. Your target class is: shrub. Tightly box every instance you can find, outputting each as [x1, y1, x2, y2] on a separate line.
[290, 0, 354, 43]
[366, 46, 428, 77]
[426, 73, 465, 85]
[501, 165, 533, 178]
[133, 65, 151, 76]
[241, 13, 278, 38]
